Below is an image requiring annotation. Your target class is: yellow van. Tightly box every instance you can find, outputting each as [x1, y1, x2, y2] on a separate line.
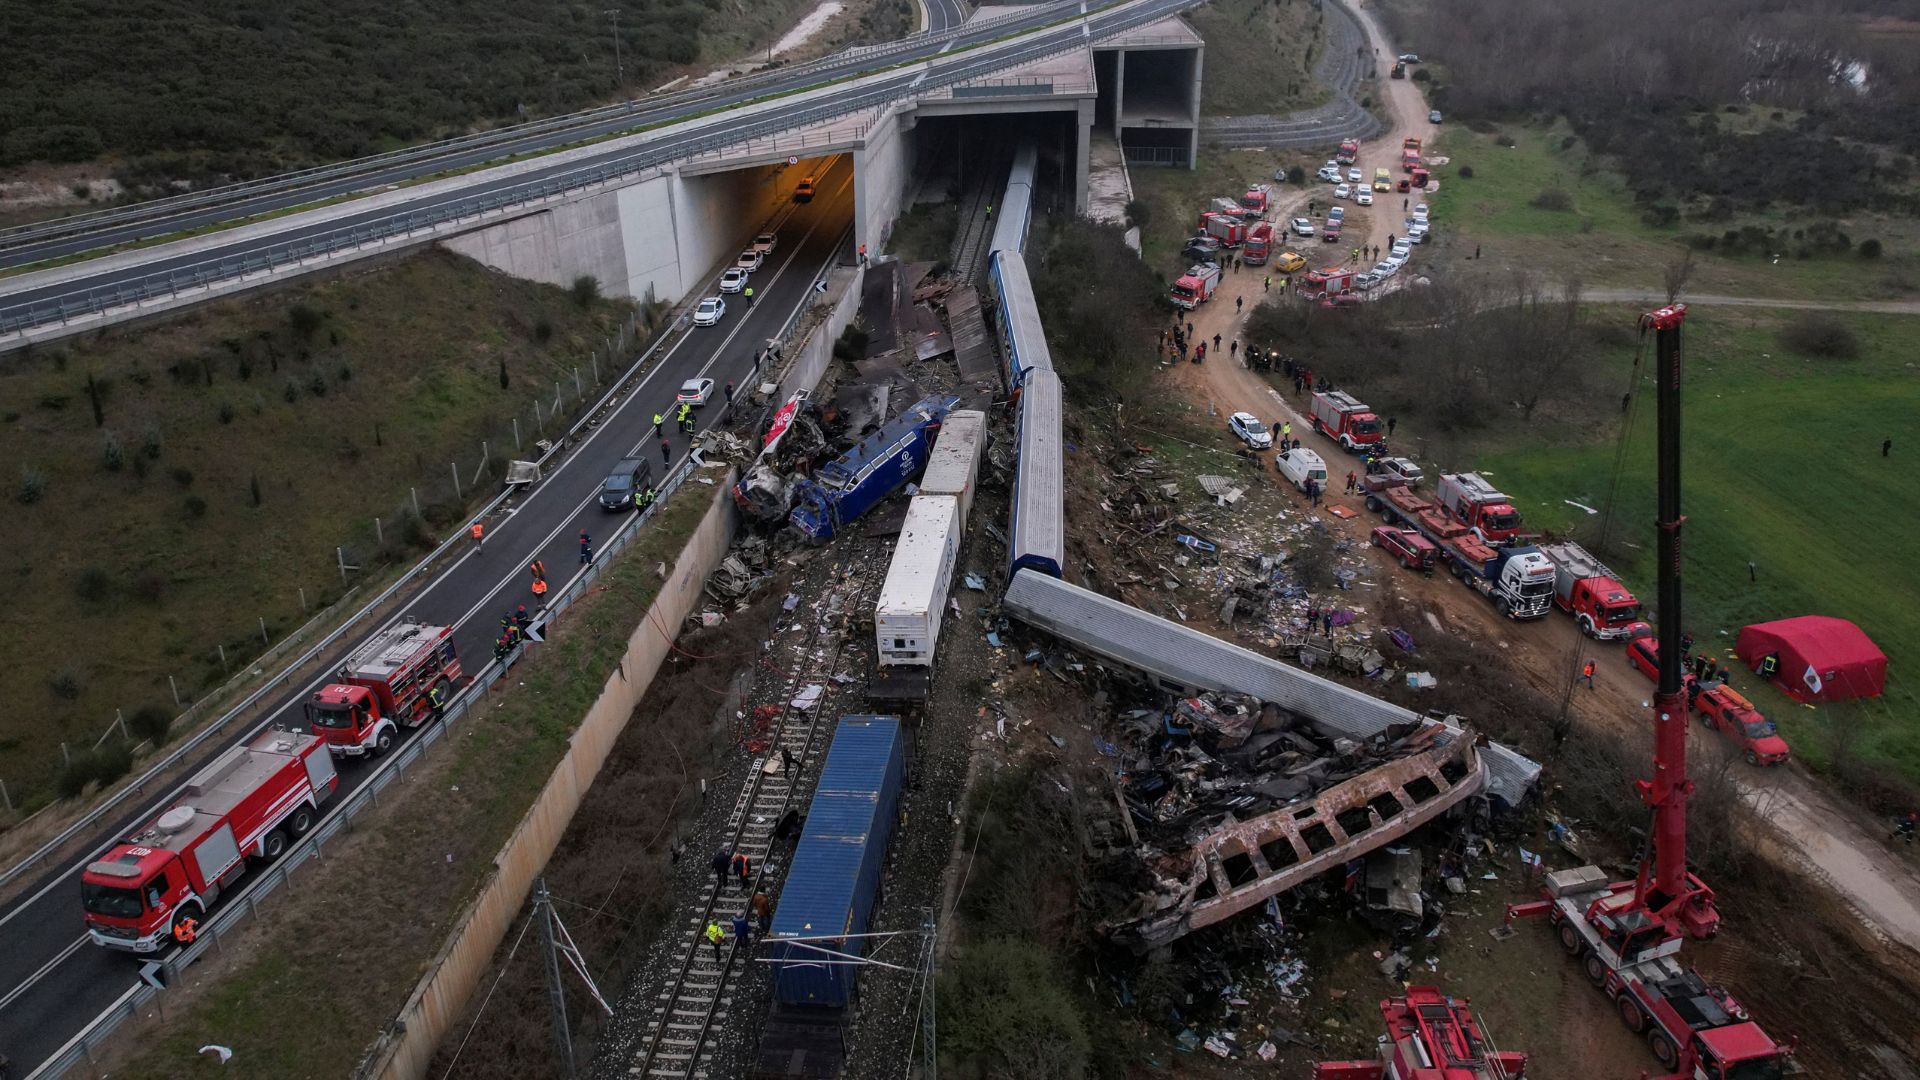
[1373, 168, 1392, 192]
[1274, 251, 1307, 273]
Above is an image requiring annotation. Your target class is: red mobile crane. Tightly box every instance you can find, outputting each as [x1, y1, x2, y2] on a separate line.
[1508, 305, 1794, 1080]
[1314, 986, 1529, 1079]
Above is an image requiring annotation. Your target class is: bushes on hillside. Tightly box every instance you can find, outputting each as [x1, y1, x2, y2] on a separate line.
[1778, 313, 1860, 359]
[1027, 220, 1164, 406]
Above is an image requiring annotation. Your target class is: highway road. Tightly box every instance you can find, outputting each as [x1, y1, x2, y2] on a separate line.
[0, 159, 859, 1078]
[0, 0, 1205, 336]
[923, 0, 971, 33]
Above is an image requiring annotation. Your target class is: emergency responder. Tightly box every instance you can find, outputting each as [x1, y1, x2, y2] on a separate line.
[730, 851, 752, 890]
[529, 559, 548, 597]
[579, 530, 593, 564]
[705, 920, 725, 963]
[743, 285, 755, 307]
[469, 520, 485, 551]
[1581, 659, 1596, 689]
[651, 411, 664, 437]
[637, 484, 656, 509]
[428, 680, 447, 714]
[1759, 652, 1780, 680]
[493, 635, 512, 665]
[514, 605, 532, 635]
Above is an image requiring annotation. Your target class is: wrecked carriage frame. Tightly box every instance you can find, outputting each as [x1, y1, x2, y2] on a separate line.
[1106, 726, 1485, 950]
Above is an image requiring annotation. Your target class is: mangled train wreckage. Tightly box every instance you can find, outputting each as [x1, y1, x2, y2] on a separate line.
[1002, 569, 1542, 949]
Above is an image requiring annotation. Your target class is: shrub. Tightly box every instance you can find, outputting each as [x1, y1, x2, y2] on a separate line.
[941, 937, 1091, 1078]
[1778, 313, 1860, 359]
[1495, 134, 1516, 147]
[337, 362, 352, 383]
[533, 317, 554, 344]
[1123, 198, 1150, 228]
[283, 379, 300, 403]
[1286, 164, 1306, 184]
[1411, 68, 1431, 82]
[55, 743, 134, 800]
[183, 494, 208, 518]
[48, 667, 84, 700]
[1561, 134, 1578, 150]
[128, 704, 174, 745]
[131, 571, 167, 604]
[140, 421, 163, 459]
[171, 466, 195, 487]
[308, 371, 328, 397]
[288, 303, 327, 339]
[75, 566, 114, 601]
[218, 401, 237, 424]
[18, 466, 46, 505]
[1859, 238, 1883, 259]
[1531, 188, 1574, 211]
[569, 275, 601, 309]
[498, 358, 510, 390]
[101, 429, 125, 472]
[1457, 164, 1475, 179]
[1642, 205, 1680, 228]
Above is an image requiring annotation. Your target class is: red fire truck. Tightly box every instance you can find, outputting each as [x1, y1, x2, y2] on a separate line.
[306, 622, 462, 757]
[1336, 139, 1359, 165]
[1242, 222, 1275, 265]
[1170, 263, 1223, 309]
[81, 729, 338, 953]
[1309, 390, 1385, 452]
[1434, 472, 1523, 543]
[1538, 541, 1642, 640]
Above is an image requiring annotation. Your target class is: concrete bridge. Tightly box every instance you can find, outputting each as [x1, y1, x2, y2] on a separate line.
[0, 0, 1209, 349]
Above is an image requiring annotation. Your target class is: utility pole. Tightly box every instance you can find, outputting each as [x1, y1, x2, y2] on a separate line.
[604, 9, 624, 92]
[535, 879, 576, 1079]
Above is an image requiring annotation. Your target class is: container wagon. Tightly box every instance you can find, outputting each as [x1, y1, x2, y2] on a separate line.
[915, 409, 986, 526]
[871, 495, 962, 703]
[755, 716, 908, 1078]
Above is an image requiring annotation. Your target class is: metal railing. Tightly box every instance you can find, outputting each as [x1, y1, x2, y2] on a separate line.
[0, 0, 1090, 259]
[0, 0, 1205, 338]
[0, 294, 693, 896]
[28, 454, 704, 1080]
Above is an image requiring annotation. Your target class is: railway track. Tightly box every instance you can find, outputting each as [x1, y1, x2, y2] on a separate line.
[949, 148, 1009, 282]
[629, 551, 885, 1079]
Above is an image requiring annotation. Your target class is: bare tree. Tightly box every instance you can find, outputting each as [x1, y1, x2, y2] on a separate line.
[1663, 249, 1695, 305]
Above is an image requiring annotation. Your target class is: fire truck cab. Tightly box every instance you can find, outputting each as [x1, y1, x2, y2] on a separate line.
[306, 622, 461, 757]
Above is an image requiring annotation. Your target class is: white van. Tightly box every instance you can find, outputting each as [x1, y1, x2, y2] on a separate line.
[1276, 447, 1328, 494]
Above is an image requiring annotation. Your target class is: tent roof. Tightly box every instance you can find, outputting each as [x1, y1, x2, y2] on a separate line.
[1742, 615, 1886, 669]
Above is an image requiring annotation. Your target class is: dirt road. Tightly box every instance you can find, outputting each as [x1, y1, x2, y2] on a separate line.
[1163, 0, 1920, 960]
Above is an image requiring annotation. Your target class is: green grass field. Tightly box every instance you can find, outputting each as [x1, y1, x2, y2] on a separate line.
[1428, 125, 1920, 302]
[0, 251, 633, 807]
[1471, 307, 1920, 785]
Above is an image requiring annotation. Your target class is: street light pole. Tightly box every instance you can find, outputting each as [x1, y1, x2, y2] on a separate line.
[604, 8, 624, 92]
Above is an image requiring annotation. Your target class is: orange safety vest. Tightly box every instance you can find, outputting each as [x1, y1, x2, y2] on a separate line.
[173, 917, 198, 943]
[470, 523, 484, 540]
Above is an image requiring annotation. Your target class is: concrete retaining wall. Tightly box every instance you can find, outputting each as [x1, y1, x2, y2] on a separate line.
[364, 474, 740, 1080]
[778, 264, 866, 403]
[854, 106, 913, 257]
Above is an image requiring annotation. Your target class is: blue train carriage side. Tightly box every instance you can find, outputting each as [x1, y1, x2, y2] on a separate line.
[789, 394, 961, 540]
[768, 715, 909, 1009]
[987, 252, 1054, 388]
[987, 143, 1037, 258]
[1009, 366, 1064, 579]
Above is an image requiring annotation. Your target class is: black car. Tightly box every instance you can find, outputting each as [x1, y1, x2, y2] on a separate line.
[1183, 235, 1224, 262]
[599, 456, 654, 511]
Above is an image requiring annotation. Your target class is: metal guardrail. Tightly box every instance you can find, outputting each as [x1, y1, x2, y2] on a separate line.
[0, 0, 1200, 338]
[0, 1, 1089, 259]
[29, 454, 704, 1080]
[0, 294, 694, 897]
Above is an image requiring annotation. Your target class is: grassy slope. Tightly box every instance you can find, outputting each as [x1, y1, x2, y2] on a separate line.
[1429, 124, 1920, 301]
[112, 473, 723, 1078]
[1473, 307, 1920, 782]
[0, 251, 631, 803]
[1192, 0, 1330, 117]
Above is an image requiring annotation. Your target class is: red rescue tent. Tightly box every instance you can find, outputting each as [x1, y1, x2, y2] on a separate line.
[1734, 616, 1887, 703]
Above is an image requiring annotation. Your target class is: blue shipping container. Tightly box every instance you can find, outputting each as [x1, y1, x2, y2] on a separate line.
[769, 716, 907, 1008]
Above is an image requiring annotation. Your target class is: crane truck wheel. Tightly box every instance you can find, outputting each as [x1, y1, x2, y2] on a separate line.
[261, 828, 288, 861]
[1616, 995, 1648, 1033]
[1583, 952, 1609, 987]
[287, 806, 315, 837]
[1557, 921, 1583, 954]
[1647, 1031, 1680, 1070]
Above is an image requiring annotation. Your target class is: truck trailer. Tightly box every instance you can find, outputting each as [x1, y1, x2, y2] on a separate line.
[81, 729, 338, 952]
[1538, 541, 1642, 640]
[1368, 485, 1553, 618]
[306, 622, 462, 757]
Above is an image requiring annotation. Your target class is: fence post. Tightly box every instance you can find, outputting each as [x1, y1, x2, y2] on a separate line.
[170, 675, 181, 706]
[513, 417, 521, 451]
[574, 367, 583, 399]
[218, 644, 228, 673]
[411, 487, 422, 519]
[260, 616, 270, 645]
[338, 546, 350, 582]
[451, 462, 463, 501]
[375, 517, 384, 547]
[300, 587, 309, 613]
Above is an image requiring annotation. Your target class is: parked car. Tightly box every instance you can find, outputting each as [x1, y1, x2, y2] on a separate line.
[1184, 235, 1225, 262]
[1346, 167, 1363, 184]
[1356, 189, 1373, 206]
[1372, 260, 1400, 279]
[1227, 412, 1273, 449]
[678, 377, 716, 406]
[752, 232, 778, 254]
[719, 268, 748, 293]
[1316, 166, 1343, 183]
[1390, 239, 1412, 258]
[1275, 447, 1328, 493]
[1412, 203, 1430, 221]
[1694, 685, 1791, 766]
[1380, 253, 1408, 273]
[692, 297, 726, 326]
[1292, 218, 1315, 237]
[1328, 206, 1345, 222]
[599, 457, 655, 511]
[794, 176, 816, 203]
[735, 250, 764, 273]
[1323, 221, 1343, 242]
[1319, 292, 1363, 308]
[1399, 53, 1421, 63]
[1429, 109, 1443, 124]
[1372, 525, 1438, 571]
[1354, 272, 1381, 291]
[1407, 224, 1429, 244]
[1625, 636, 1693, 686]
[1334, 184, 1352, 200]
[1274, 251, 1307, 273]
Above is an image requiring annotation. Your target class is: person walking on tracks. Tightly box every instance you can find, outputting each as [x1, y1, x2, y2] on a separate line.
[705, 920, 726, 964]
[731, 851, 753, 890]
[732, 911, 752, 951]
[711, 848, 732, 891]
[751, 891, 773, 933]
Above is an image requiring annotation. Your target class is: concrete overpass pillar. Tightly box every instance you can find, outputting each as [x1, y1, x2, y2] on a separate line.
[1112, 50, 1126, 141]
[1187, 48, 1203, 171]
[1076, 99, 1094, 215]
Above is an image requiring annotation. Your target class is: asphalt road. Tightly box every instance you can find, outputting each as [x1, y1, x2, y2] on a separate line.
[924, 0, 971, 33]
[0, 0, 1206, 332]
[0, 159, 859, 1078]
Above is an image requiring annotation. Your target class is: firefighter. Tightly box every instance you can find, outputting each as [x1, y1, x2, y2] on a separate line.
[579, 530, 593, 564]
[493, 635, 512, 665]
[514, 605, 531, 635]
[1759, 652, 1780, 680]
[651, 411, 664, 436]
[730, 851, 752, 890]
[1581, 659, 1596, 689]
[637, 484, 656, 510]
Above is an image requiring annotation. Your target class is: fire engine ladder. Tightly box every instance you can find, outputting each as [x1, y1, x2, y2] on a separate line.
[630, 562, 884, 1079]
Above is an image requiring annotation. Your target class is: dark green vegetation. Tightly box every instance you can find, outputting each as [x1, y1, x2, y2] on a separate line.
[1383, 0, 1920, 216]
[1026, 218, 1166, 405]
[113, 475, 724, 1078]
[0, 251, 633, 808]
[1248, 291, 1920, 797]
[0, 0, 811, 183]
[1192, 0, 1328, 117]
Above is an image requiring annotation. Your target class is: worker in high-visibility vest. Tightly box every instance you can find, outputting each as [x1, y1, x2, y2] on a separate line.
[705, 921, 725, 963]
[651, 412, 665, 436]
[469, 521, 484, 551]
[743, 285, 755, 307]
